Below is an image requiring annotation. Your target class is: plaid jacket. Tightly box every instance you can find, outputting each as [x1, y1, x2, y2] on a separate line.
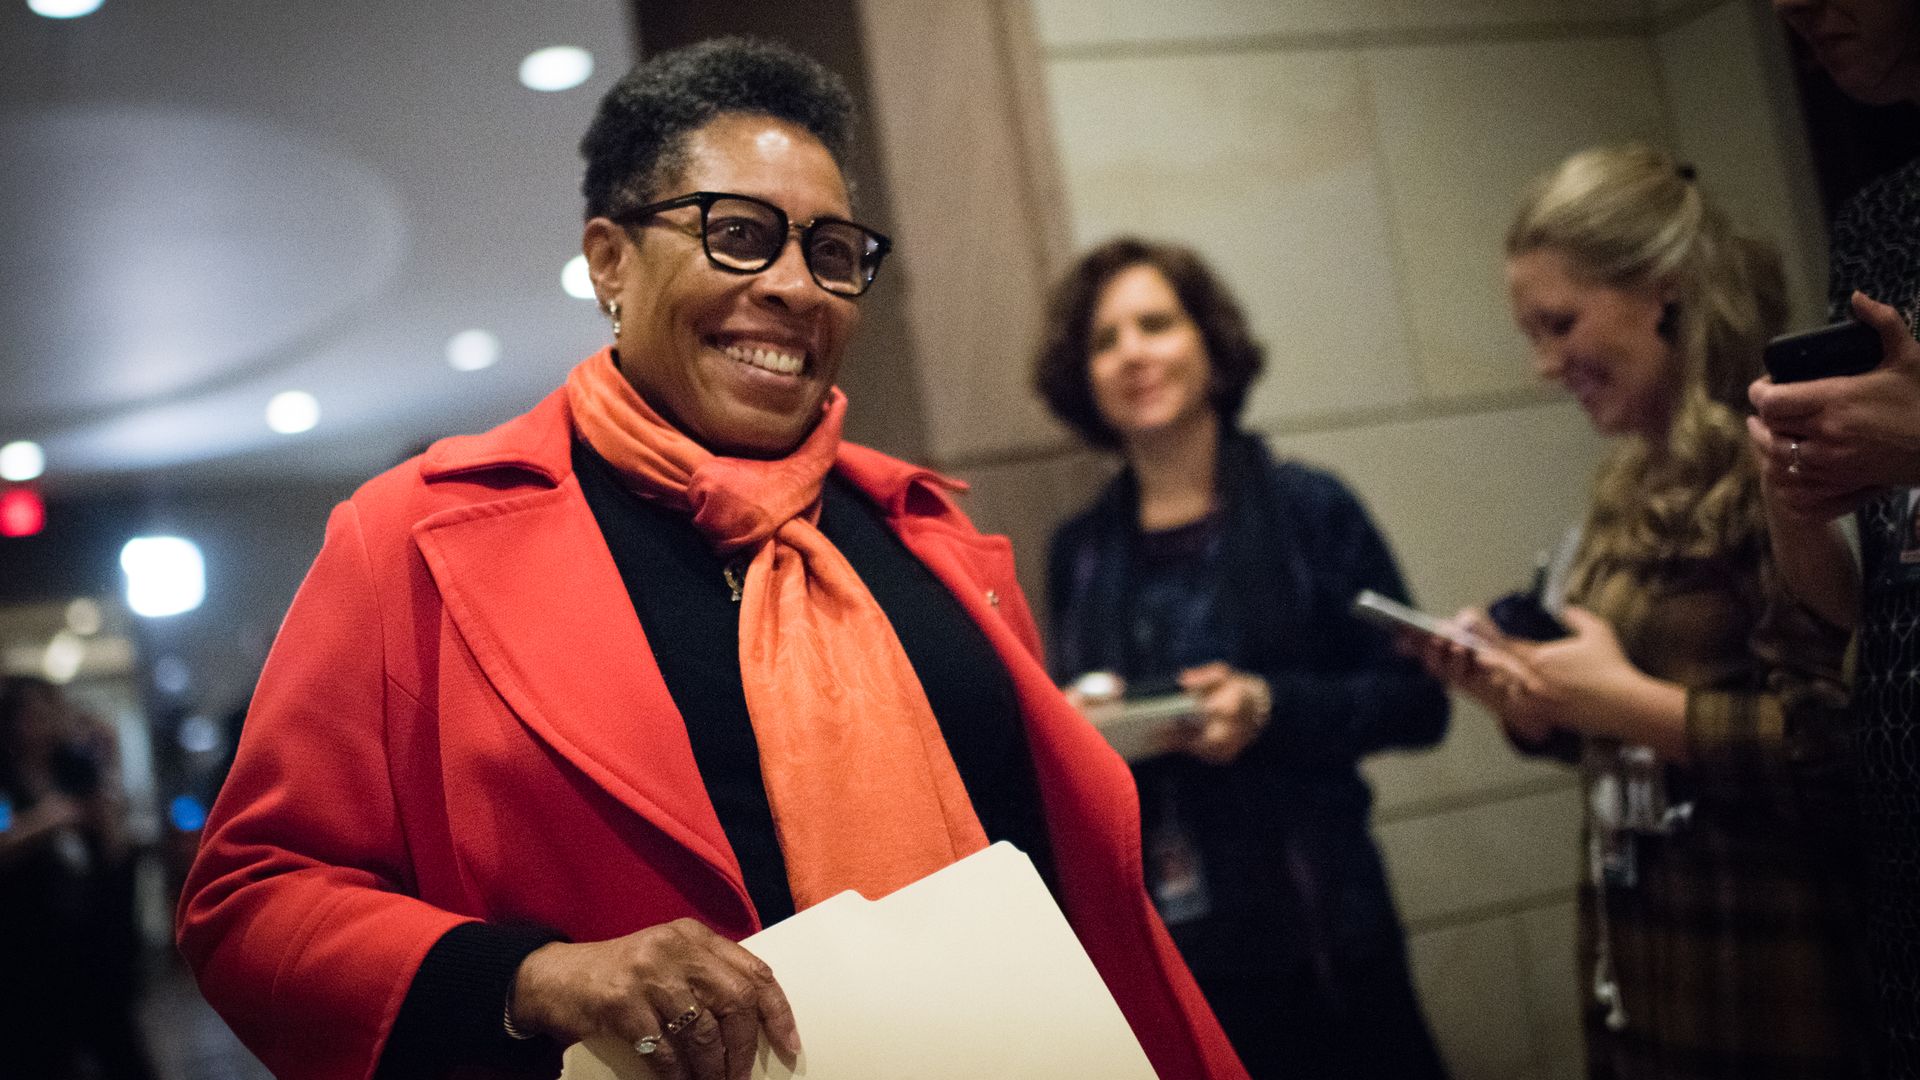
[1570, 545, 1870, 1079]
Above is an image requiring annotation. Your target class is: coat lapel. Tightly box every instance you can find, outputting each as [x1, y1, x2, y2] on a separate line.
[413, 475, 747, 905]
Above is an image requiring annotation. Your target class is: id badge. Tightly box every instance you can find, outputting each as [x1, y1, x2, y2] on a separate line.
[1896, 488, 1920, 577]
[1146, 804, 1212, 925]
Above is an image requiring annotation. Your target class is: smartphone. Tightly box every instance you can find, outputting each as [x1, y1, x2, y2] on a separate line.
[1488, 590, 1569, 642]
[1351, 590, 1484, 651]
[1763, 320, 1882, 383]
[1070, 672, 1199, 763]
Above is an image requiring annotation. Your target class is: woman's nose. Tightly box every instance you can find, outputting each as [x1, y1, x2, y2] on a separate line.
[751, 236, 822, 309]
[1531, 342, 1566, 380]
[1110, 326, 1150, 363]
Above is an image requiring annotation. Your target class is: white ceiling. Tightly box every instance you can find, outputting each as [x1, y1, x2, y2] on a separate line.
[1, 0, 635, 491]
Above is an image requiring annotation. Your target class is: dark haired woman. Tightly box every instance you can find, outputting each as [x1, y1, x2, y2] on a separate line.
[1035, 237, 1451, 1079]
[178, 39, 1246, 1080]
[0, 677, 154, 1080]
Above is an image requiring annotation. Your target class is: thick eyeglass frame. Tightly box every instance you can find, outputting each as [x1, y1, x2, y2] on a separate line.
[612, 190, 893, 298]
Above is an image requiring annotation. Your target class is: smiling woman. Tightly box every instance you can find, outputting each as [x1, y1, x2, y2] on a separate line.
[582, 113, 867, 457]
[175, 36, 1248, 1080]
[1034, 237, 1451, 1079]
[1415, 146, 1867, 1078]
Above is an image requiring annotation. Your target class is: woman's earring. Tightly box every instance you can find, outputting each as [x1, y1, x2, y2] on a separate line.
[603, 298, 623, 339]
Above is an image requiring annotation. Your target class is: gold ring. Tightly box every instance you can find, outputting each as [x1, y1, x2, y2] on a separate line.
[1787, 439, 1803, 475]
[634, 1034, 662, 1055]
[664, 1005, 702, 1035]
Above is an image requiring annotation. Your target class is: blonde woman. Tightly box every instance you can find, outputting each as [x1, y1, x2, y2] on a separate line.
[1419, 146, 1867, 1077]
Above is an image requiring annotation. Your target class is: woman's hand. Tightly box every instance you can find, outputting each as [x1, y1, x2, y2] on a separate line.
[510, 918, 800, 1080]
[1407, 612, 1555, 745]
[1171, 662, 1270, 765]
[1060, 671, 1124, 716]
[1506, 608, 1689, 761]
[1749, 290, 1920, 517]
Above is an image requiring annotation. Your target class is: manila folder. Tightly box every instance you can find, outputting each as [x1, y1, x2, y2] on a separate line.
[561, 841, 1159, 1078]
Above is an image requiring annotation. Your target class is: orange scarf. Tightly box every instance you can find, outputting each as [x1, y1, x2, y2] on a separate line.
[566, 349, 988, 910]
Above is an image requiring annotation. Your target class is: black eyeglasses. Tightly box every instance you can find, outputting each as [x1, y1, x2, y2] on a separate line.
[614, 191, 892, 297]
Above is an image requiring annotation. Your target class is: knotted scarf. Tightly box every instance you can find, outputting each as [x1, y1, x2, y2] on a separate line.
[566, 349, 988, 910]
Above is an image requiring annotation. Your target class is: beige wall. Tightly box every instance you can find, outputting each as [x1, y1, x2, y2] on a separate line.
[938, 1, 1818, 1077]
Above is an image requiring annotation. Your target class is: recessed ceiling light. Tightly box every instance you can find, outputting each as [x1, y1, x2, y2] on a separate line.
[28, 0, 105, 18]
[519, 46, 594, 92]
[446, 329, 502, 372]
[266, 391, 320, 435]
[562, 254, 596, 300]
[0, 440, 45, 482]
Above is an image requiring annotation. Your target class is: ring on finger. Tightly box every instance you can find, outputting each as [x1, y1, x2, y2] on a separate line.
[634, 1034, 663, 1056]
[1787, 439, 1804, 476]
[664, 1005, 703, 1035]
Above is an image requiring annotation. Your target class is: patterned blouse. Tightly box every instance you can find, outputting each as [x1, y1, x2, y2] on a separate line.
[1831, 153, 1920, 1080]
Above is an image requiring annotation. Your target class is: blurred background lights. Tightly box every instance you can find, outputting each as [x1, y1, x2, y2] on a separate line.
[120, 536, 206, 618]
[64, 597, 102, 635]
[152, 654, 192, 696]
[446, 329, 502, 372]
[562, 254, 596, 300]
[41, 630, 84, 684]
[0, 440, 45, 481]
[518, 46, 594, 92]
[266, 390, 320, 434]
[177, 714, 220, 754]
[28, 0, 105, 18]
[0, 488, 46, 537]
[169, 794, 208, 833]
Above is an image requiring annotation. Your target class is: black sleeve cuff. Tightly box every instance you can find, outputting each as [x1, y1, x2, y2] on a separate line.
[375, 921, 566, 1079]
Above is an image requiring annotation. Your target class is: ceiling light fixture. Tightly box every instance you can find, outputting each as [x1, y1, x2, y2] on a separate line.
[0, 440, 45, 482]
[266, 391, 320, 435]
[446, 329, 502, 372]
[562, 254, 596, 300]
[28, 0, 105, 18]
[519, 46, 594, 92]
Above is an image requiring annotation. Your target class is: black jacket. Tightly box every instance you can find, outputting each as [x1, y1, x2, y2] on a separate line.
[1046, 432, 1447, 977]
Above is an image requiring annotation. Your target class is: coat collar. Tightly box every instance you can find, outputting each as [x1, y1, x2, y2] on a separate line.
[419, 387, 574, 487]
[412, 387, 755, 920]
[406, 381, 980, 932]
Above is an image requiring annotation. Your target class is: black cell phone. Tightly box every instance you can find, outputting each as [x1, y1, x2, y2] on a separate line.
[1488, 592, 1569, 642]
[1763, 320, 1882, 383]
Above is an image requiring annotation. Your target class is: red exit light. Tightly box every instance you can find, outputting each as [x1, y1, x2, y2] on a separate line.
[1, 487, 45, 537]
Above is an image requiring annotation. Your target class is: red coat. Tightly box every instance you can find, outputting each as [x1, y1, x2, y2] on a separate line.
[177, 388, 1247, 1080]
